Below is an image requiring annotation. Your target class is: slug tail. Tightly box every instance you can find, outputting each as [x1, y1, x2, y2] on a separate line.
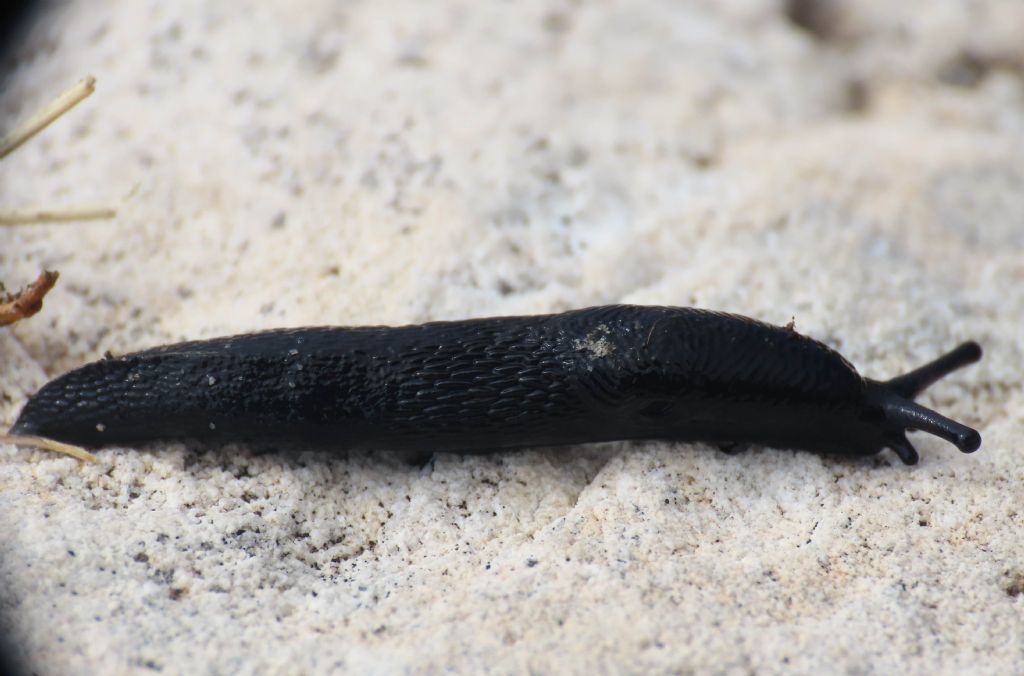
[884, 342, 982, 399]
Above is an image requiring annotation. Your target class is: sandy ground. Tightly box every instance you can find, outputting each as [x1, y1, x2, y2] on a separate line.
[1, 1, 1023, 673]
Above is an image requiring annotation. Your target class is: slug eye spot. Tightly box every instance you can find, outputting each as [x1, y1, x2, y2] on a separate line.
[638, 400, 674, 419]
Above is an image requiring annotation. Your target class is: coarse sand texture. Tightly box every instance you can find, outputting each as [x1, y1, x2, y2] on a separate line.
[2, 1, 1023, 673]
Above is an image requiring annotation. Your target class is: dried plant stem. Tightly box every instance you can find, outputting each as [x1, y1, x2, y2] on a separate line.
[0, 434, 97, 462]
[0, 76, 96, 160]
[0, 206, 117, 225]
[0, 75, 116, 226]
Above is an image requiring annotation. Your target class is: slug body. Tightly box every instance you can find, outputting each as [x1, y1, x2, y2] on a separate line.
[10, 305, 982, 465]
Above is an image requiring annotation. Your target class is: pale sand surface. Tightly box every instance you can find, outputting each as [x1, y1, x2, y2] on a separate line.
[1, 1, 1023, 673]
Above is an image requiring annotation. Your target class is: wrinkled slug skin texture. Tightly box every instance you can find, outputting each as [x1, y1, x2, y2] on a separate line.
[12, 305, 888, 457]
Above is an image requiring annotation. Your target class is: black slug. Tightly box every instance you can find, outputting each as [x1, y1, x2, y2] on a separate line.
[8, 305, 982, 465]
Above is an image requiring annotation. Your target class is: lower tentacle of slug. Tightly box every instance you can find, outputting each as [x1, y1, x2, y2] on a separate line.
[6, 305, 983, 466]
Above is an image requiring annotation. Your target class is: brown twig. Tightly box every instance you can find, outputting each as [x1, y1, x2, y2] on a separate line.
[0, 270, 59, 326]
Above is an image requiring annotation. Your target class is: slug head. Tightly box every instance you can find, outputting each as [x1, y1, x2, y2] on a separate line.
[863, 342, 983, 465]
